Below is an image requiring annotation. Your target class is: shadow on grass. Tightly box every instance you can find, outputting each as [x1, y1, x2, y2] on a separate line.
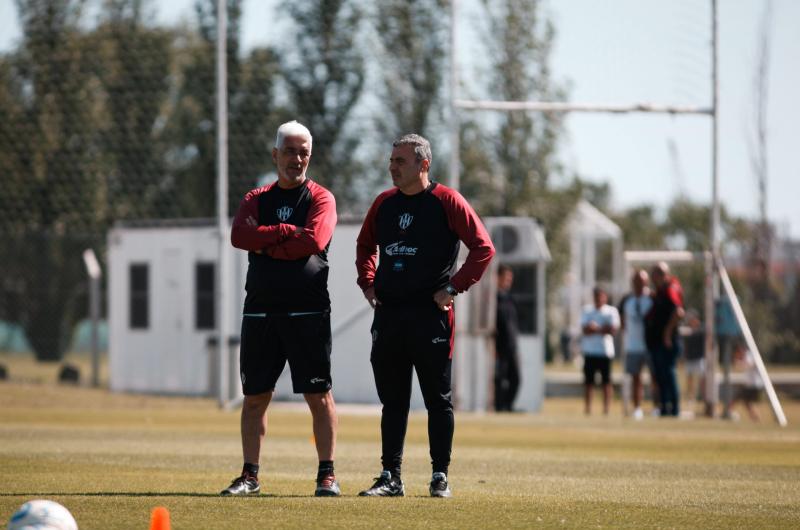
[0, 492, 312, 499]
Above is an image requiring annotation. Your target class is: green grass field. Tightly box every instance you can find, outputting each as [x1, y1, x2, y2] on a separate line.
[1, 381, 799, 529]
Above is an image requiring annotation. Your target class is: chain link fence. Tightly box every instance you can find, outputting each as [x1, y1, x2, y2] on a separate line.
[3, 0, 797, 370]
[0, 0, 295, 363]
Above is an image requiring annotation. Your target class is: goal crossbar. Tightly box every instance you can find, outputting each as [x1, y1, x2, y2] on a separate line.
[454, 100, 713, 116]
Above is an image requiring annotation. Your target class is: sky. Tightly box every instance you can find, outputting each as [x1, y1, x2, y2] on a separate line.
[1, 0, 798, 238]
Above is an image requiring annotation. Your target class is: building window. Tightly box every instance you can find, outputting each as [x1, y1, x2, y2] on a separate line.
[510, 264, 538, 335]
[129, 263, 149, 329]
[195, 262, 215, 330]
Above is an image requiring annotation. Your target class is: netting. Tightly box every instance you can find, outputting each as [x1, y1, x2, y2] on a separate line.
[1, 0, 796, 370]
[0, 1, 288, 361]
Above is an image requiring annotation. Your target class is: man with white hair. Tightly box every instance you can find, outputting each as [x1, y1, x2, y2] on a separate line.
[224, 120, 340, 496]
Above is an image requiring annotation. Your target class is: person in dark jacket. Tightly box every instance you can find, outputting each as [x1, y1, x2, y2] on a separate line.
[645, 262, 685, 417]
[494, 264, 521, 412]
[355, 133, 495, 498]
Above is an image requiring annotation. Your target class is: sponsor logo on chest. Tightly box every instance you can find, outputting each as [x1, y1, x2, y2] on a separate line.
[385, 241, 418, 256]
[276, 206, 293, 222]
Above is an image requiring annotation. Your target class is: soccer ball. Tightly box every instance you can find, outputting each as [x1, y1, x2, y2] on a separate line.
[7, 500, 78, 530]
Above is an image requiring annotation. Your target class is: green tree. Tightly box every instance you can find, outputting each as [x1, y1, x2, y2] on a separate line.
[164, 0, 284, 216]
[372, 0, 447, 141]
[0, 0, 103, 360]
[461, 0, 571, 358]
[459, 119, 499, 214]
[473, 0, 573, 287]
[613, 196, 799, 363]
[479, 0, 567, 217]
[611, 205, 665, 250]
[92, 0, 173, 221]
[279, 0, 366, 209]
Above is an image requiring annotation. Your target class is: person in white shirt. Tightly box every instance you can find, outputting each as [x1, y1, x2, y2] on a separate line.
[732, 341, 764, 422]
[581, 287, 620, 415]
[620, 270, 654, 420]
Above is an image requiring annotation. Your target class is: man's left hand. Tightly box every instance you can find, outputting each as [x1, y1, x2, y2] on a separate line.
[433, 289, 454, 311]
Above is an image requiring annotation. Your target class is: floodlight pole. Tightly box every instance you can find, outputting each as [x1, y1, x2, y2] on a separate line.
[705, 0, 721, 418]
[449, 0, 460, 191]
[82, 249, 102, 388]
[216, 0, 231, 408]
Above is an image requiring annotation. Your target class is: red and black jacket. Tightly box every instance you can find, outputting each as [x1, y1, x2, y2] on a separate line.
[356, 182, 495, 306]
[231, 178, 337, 314]
[645, 277, 684, 350]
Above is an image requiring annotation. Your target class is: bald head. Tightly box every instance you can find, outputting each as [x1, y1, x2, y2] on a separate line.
[651, 261, 670, 288]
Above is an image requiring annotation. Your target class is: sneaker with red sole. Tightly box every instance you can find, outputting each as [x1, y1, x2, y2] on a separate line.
[315, 473, 341, 497]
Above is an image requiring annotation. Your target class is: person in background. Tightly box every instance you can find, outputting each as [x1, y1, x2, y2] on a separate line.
[559, 329, 573, 365]
[580, 287, 620, 415]
[494, 264, 521, 412]
[645, 262, 685, 417]
[681, 309, 705, 417]
[619, 269, 654, 421]
[730, 340, 763, 422]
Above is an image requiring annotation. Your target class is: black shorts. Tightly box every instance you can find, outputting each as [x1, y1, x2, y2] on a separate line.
[239, 311, 332, 395]
[737, 387, 761, 403]
[583, 355, 611, 385]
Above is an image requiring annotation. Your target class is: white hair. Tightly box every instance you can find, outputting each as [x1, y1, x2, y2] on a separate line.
[275, 120, 312, 149]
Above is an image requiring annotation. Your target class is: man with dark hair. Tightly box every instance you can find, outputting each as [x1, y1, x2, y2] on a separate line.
[581, 286, 620, 415]
[494, 264, 521, 412]
[645, 262, 685, 417]
[356, 133, 495, 498]
[223, 120, 340, 497]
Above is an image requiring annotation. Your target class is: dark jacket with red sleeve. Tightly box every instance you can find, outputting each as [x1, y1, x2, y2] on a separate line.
[355, 182, 495, 306]
[231, 178, 337, 314]
[645, 277, 684, 351]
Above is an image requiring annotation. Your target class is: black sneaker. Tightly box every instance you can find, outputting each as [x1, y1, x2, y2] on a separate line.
[429, 472, 451, 498]
[220, 473, 260, 496]
[315, 472, 341, 497]
[358, 470, 404, 497]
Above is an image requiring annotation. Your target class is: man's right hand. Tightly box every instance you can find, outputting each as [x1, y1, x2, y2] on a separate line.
[363, 286, 380, 308]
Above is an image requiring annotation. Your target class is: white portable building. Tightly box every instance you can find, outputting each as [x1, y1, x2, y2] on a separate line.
[108, 216, 549, 411]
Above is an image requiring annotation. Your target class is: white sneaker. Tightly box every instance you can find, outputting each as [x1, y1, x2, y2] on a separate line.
[429, 472, 452, 498]
[632, 408, 644, 421]
[650, 408, 661, 418]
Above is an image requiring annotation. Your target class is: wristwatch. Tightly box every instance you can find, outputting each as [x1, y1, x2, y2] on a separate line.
[444, 284, 458, 297]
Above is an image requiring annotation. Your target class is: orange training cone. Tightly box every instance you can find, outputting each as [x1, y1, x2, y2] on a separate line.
[150, 507, 170, 530]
